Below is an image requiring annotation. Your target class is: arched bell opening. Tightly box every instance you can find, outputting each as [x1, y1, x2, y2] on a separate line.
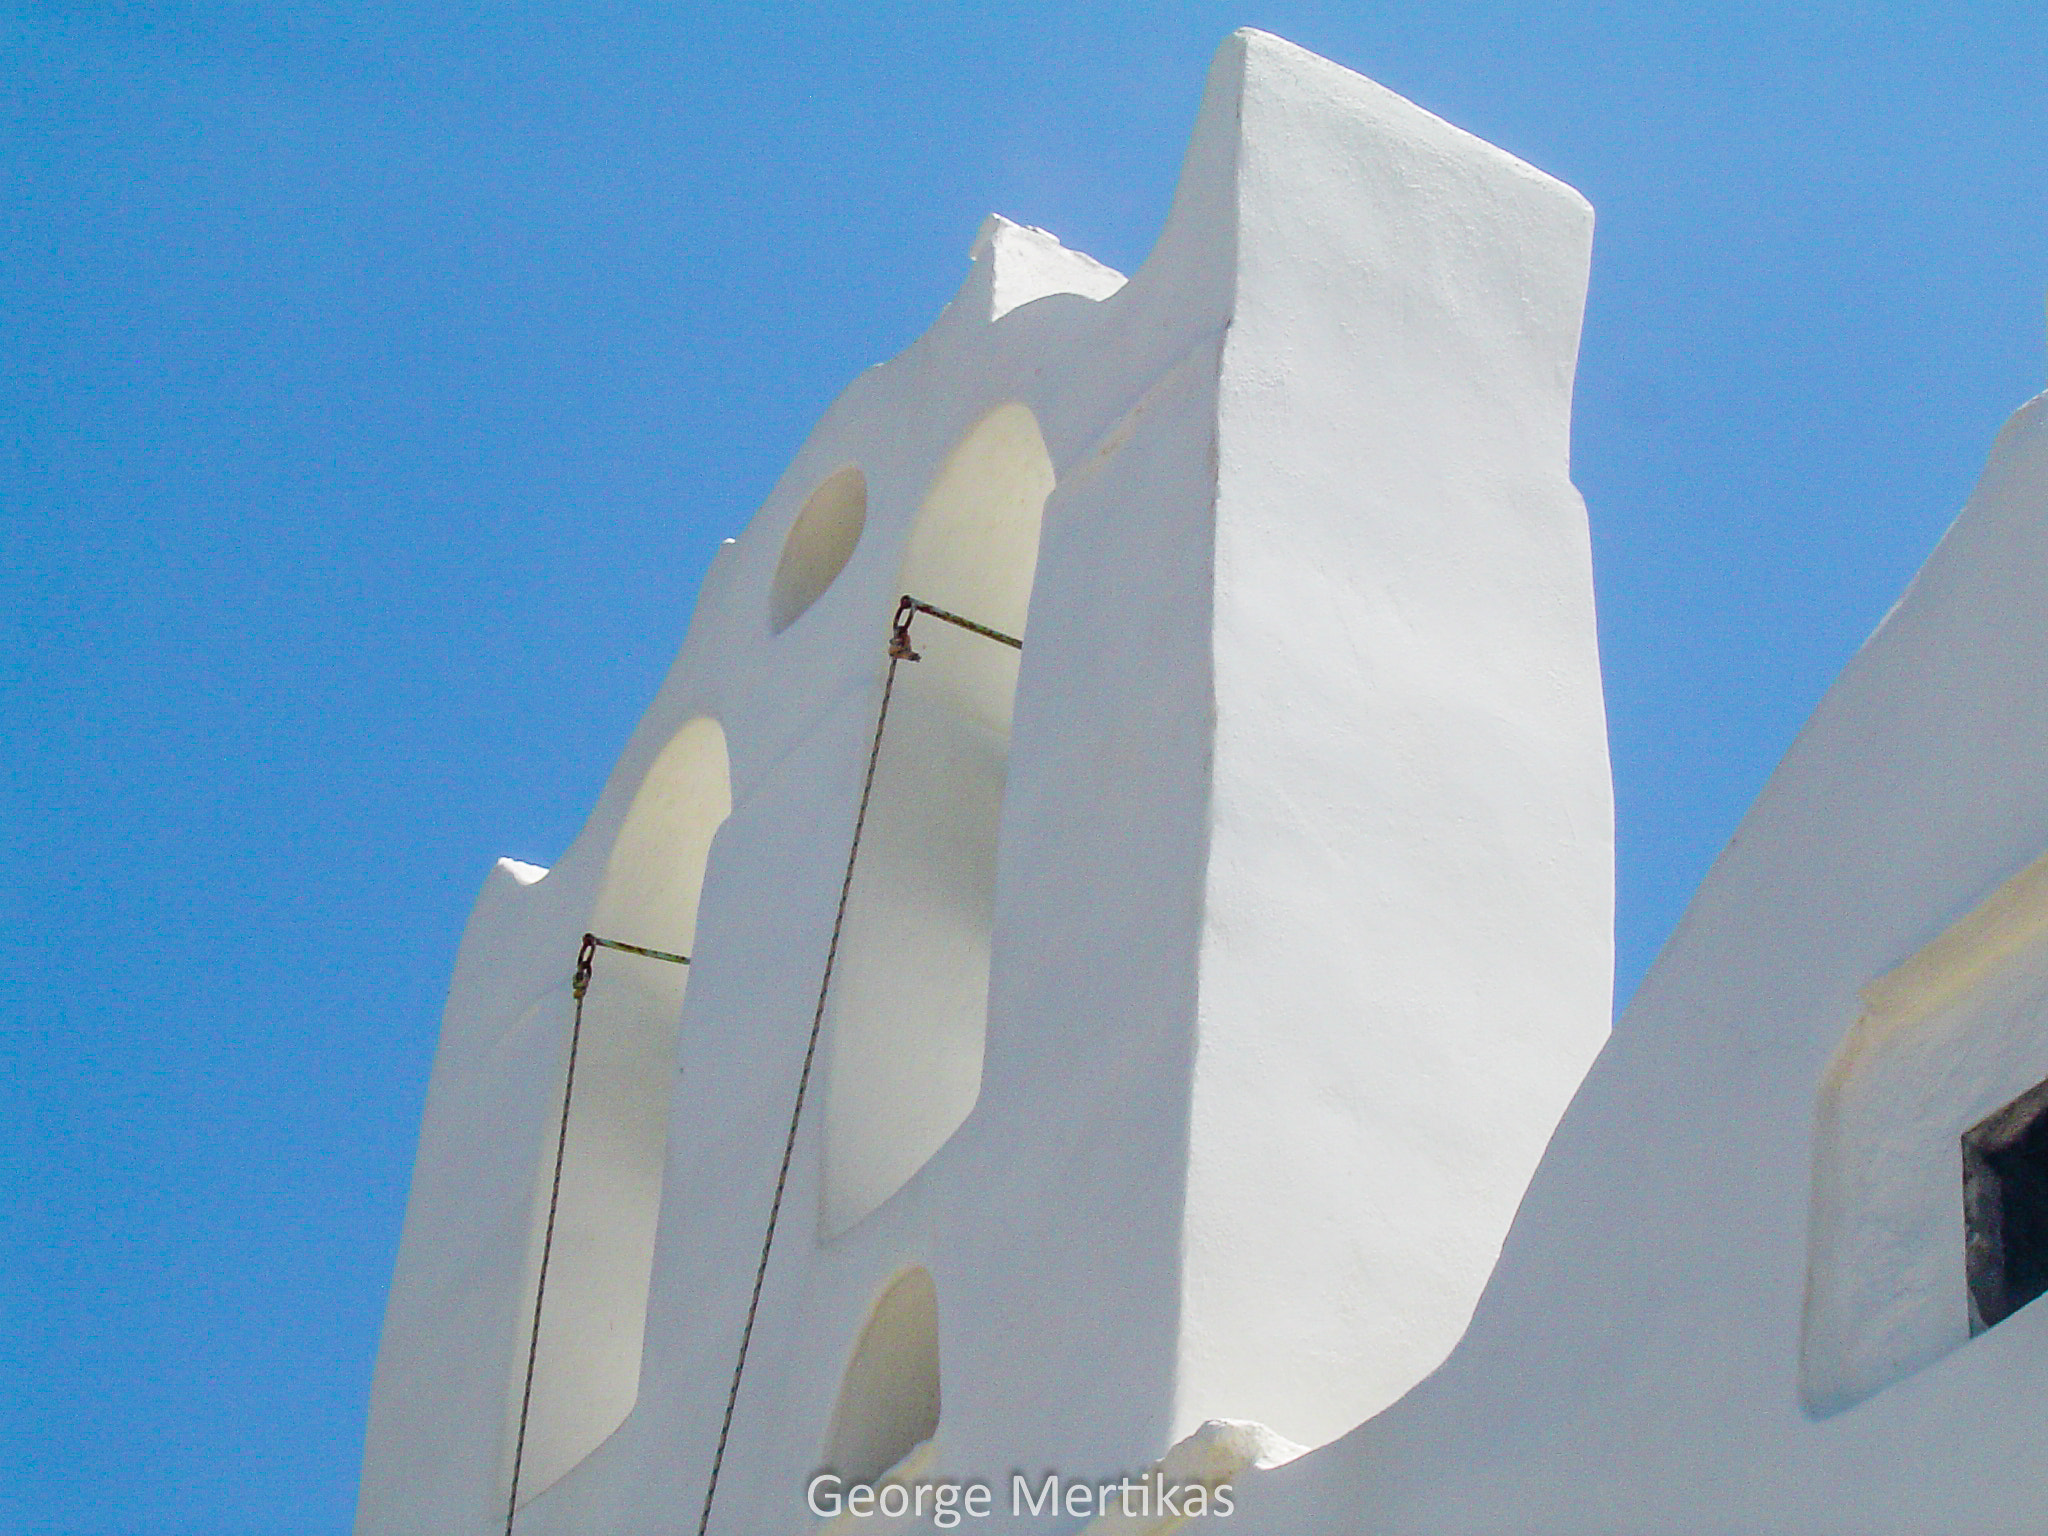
[516, 717, 731, 1500]
[822, 1266, 942, 1484]
[821, 403, 1053, 1235]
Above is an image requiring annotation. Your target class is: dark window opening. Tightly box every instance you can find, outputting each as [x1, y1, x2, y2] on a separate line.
[1963, 1076, 2048, 1335]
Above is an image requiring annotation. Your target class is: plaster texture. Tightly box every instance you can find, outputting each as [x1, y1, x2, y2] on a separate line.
[1215, 387, 2048, 1532]
[357, 30, 1612, 1534]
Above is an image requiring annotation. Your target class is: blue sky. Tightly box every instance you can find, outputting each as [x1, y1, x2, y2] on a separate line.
[3, 3, 2043, 1530]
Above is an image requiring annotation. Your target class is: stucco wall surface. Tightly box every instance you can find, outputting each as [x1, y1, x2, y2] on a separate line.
[356, 31, 1611, 1536]
[1218, 389, 2048, 1535]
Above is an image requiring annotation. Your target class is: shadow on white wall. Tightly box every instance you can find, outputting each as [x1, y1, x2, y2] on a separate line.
[821, 403, 1054, 1235]
[824, 1266, 942, 1483]
[518, 717, 732, 1498]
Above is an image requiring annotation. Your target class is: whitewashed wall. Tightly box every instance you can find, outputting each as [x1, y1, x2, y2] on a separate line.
[356, 31, 1612, 1535]
[1221, 386, 2048, 1533]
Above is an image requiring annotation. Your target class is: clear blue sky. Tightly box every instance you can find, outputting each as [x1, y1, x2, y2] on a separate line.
[3, 4, 2043, 1530]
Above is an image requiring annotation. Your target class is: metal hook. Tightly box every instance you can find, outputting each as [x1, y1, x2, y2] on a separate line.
[888, 594, 921, 662]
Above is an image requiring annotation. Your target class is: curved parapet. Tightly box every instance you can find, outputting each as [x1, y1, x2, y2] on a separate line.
[357, 28, 1610, 1536]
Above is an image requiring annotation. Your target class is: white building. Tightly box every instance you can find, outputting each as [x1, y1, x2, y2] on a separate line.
[357, 28, 2048, 1536]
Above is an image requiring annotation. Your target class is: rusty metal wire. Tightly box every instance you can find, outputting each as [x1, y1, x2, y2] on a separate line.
[892, 592, 1023, 657]
[693, 593, 1021, 1534]
[587, 935, 692, 968]
[505, 932, 689, 1534]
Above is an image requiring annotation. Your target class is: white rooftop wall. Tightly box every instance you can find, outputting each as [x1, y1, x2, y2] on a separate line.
[356, 30, 1611, 1535]
[1221, 388, 2048, 1534]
